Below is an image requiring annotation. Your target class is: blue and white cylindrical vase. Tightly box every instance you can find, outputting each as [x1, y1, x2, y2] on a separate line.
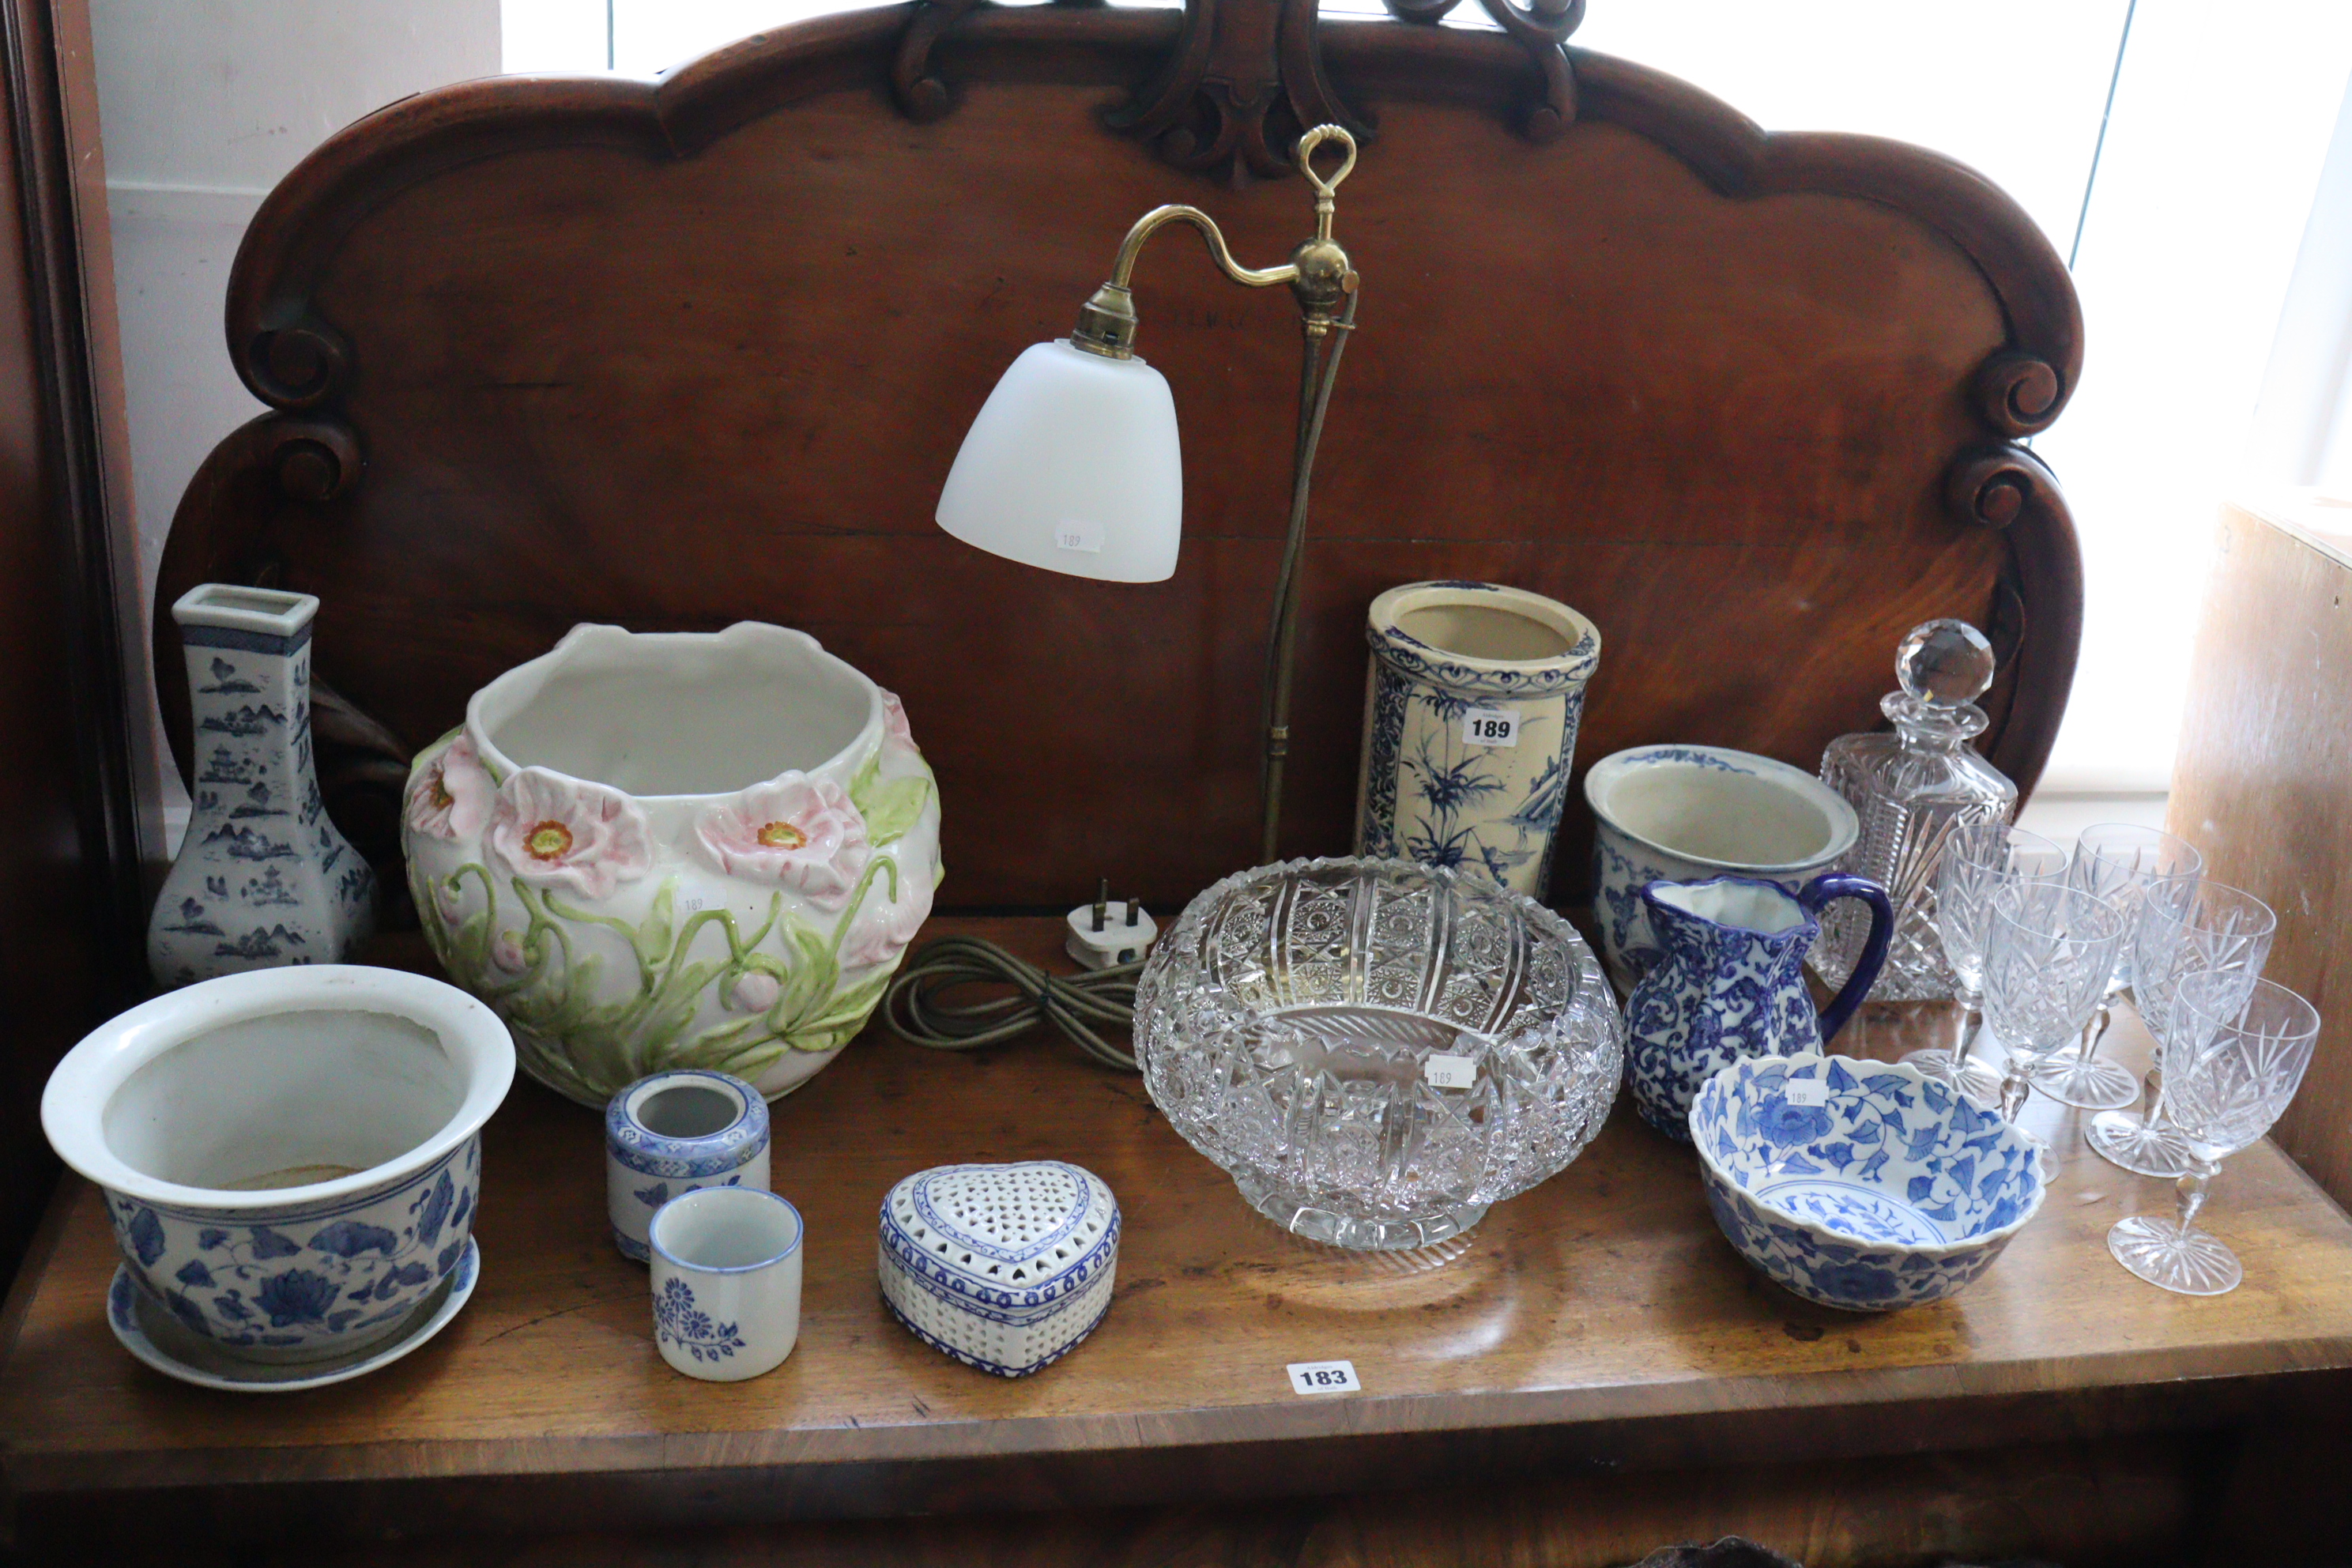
[605, 1069, 771, 1261]
[1353, 581, 1602, 898]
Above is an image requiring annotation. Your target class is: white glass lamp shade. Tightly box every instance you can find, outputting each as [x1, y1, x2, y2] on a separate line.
[936, 340, 1183, 583]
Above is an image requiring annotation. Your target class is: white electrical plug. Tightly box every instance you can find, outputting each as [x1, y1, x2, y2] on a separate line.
[1065, 880, 1158, 970]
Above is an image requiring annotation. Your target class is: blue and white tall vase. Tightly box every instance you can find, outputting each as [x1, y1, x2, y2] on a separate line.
[1353, 581, 1601, 897]
[147, 585, 375, 987]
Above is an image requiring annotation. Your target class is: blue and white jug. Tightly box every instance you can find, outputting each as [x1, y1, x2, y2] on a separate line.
[1626, 873, 1892, 1140]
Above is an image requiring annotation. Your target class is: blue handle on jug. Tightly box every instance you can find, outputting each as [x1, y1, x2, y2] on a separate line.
[1798, 873, 1895, 1045]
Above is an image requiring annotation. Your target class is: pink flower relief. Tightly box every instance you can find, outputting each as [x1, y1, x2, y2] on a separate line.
[486, 768, 654, 900]
[406, 734, 493, 842]
[839, 865, 934, 968]
[491, 931, 528, 974]
[879, 689, 921, 758]
[694, 773, 870, 910]
[729, 970, 781, 1013]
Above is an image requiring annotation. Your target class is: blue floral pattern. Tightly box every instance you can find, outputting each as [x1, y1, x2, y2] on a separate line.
[1624, 875, 1886, 1140]
[104, 1136, 481, 1353]
[1690, 1054, 2048, 1311]
[653, 1276, 745, 1363]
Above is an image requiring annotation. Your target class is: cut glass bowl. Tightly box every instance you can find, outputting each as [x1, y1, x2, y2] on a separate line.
[1133, 858, 1623, 1250]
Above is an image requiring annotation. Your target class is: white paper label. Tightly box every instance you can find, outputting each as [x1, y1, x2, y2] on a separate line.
[1424, 1054, 1478, 1090]
[1287, 1359, 1361, 1395]
[1461, 707, 1520, 748]
[1783, 1077, 1830, 1106]
[1054, 520, 1103, 553]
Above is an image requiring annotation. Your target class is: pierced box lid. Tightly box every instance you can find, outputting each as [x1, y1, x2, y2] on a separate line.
[880, 1161, 1118, 1321]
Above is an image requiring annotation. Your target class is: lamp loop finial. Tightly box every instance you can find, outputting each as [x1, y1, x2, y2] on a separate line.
[1295, 124, 1358, 200]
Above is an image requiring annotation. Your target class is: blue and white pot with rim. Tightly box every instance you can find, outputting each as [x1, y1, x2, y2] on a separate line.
[605, 1069, 772, 1262]
[42, 965, 513, 1362]
[1354, 580, 1601, 897]
[1584, 744, 1860, 988]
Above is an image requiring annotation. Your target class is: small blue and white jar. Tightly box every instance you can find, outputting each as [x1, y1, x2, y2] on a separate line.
[1353, 581, 1600, 898]
[605, 1070, 770, 1261]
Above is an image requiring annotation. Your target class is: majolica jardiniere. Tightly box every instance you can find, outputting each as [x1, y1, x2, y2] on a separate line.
[402, 622, 942, 1105]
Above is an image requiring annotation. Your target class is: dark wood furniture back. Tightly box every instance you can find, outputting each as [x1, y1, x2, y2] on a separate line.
[153, 2, 2083, 909]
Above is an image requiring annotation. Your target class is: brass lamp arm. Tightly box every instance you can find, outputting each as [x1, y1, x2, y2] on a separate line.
[1071, 126, 1357, 360]
[1071, 208, 1295, 360]
[1111, 205, 1299, 292]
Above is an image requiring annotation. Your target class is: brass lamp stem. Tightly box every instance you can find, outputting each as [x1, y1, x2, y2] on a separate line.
[1066, 125, 1363, 865]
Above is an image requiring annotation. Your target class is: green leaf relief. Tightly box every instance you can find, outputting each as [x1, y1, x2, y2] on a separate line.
[850, 752, 934, 849]
[414, 861, 909, 1095]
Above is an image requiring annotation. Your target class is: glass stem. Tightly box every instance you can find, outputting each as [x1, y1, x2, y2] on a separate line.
[1951, 986, 1981, 1065]
[1998, 1057, 2032, 1122]
[2175, 1160, 2217, 1234]
[2143, 1069, 2169, 1125]
[2079, 997, 2113, 1062]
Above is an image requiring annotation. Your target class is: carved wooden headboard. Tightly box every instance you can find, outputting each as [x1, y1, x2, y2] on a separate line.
[155, 0, 2082, 911]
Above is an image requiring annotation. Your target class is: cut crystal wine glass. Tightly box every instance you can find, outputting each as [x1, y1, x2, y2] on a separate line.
[1905, 821, 2065, 1106]
[2033, 824, 2204, 1110]
[1981, 880, 2123, 1126]
[2086, 877, 2275, 1179]
[2108, 973, 2319, 1295]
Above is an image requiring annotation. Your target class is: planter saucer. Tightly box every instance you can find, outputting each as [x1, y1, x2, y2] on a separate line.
[107, 1238, 480, 1393]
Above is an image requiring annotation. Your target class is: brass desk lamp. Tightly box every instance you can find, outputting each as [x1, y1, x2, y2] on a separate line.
[937, 126, 1363, 863]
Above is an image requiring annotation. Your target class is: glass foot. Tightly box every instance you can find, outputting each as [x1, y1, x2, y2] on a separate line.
[1233, 1171, 1486, 1252]
[2026, 1052, 2139, 1110]
[1901, 1048, 2003, 1109]
[2086, 1110, 2196, 1178]
[2109, 1214, 2243, 1295]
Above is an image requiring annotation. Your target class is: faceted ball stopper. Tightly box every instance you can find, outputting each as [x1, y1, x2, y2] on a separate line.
[1895, 620, 1996, 707]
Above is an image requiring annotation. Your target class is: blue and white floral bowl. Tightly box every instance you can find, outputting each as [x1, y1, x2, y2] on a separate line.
[1690, 1053, 2046, 1312]
[43, 966, 513, 1362]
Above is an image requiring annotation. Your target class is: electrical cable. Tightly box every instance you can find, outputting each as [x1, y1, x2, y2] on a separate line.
[881, 935, 1142, 1072]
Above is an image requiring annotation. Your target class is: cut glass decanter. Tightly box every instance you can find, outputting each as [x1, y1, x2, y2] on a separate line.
[1808, 620, 2016, 1001]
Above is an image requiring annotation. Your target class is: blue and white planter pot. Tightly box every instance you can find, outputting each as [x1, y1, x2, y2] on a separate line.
[102, 1140, 481, 1359]
[42, 965, 513, 1364]
[1354, 581, 1600, 899]
[606, 1069, 771, 1262]
[1584, 744, 1860, 988]
[1690, 1053, 2048, 1311]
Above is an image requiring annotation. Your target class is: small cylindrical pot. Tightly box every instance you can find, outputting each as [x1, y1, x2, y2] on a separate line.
[1355, 581, 1601, 897]
[649, 1186, 803, 1381]
[606, 1069, 771, 1262]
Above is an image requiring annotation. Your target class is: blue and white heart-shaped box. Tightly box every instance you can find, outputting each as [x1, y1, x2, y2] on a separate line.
[877, 1161, 1119, 1378]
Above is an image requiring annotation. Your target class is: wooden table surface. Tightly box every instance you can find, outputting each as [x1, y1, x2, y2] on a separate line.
[7, 918, 2352, 1544]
